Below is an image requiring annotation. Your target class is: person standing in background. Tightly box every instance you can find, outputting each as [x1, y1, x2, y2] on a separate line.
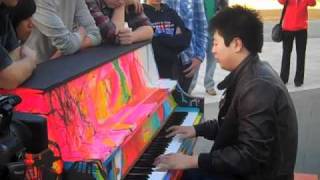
[203, 0, 228, 96]
[86, 0, 153, 45]
[143, 0, 192, 91]
[278, 0, 316, 87]
[164, 0, 208, 94]
[203, 0, 217, 96]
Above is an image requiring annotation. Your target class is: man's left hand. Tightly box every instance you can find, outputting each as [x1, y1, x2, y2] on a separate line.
[183, 58, 202, 78]
[153, 153, 198, 171]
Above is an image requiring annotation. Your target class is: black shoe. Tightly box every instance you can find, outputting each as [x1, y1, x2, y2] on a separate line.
[294, 82, 303, 87]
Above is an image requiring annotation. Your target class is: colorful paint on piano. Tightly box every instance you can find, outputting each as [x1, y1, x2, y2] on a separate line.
[0, 49, 177, 179]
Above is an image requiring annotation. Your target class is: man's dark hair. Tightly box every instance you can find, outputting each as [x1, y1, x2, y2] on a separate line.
[209, 5, 263, 54]
[10, 0, 36, 29]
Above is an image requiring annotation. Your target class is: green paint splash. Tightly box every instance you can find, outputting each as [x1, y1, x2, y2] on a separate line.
[113, 60, 130, 103]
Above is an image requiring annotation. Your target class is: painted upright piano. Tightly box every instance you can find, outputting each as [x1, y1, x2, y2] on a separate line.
[1, 42, 203, 180]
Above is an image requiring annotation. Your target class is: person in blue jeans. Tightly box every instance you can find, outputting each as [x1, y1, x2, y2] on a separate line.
[204, 0, 228, 96]
[204, 34, 217, 95]
[164, 0, 208, 94]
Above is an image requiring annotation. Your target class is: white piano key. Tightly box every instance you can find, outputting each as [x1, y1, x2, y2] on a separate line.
[149, 171, 166, 180]
[148, 111, 199, 180]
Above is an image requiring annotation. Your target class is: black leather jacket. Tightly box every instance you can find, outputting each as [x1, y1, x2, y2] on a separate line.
[194, 54, 298, 180]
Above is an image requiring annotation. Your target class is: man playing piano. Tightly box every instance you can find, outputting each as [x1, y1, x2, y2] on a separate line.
[154, 6, 298, 180]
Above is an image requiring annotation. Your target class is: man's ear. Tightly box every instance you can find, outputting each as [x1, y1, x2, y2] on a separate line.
[231, 37, 243, 53]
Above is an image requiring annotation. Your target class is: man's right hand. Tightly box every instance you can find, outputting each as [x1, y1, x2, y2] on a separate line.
[166, 126, 196, 139]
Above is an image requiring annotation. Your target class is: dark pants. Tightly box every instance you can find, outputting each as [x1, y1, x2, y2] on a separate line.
[156, 54, 192, 93]
[172, 60, 193, 93]
[280, 30, 307, 86]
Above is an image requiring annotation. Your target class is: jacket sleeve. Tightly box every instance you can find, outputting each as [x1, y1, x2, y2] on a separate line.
[198, 80, 277, 174]
[194, 119, 219, 140]
[32, 0, 81, 55]
[75, 0, 102, 46]
[85, 0, 117, 43]
[152, 9, 191, 53]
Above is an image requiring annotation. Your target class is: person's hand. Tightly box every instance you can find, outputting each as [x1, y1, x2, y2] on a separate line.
[153, 153, 198, 171]
[105, 0, 125, 8]
[50, 50, 62, 60]
[183, 58, 202, 78]
[78, 26, 87, 42]
[126, 0, 143, 13]
[20, 46, 37, 68]
[117, 27, 135, 45]
[166, 125, 196, 139]
[21, 46, 36, 62]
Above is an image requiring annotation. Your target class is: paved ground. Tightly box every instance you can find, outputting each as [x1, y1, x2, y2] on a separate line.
[191, 20, 320, 104]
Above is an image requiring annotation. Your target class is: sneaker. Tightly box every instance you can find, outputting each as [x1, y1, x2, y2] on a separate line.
[206, 88, 217, 96]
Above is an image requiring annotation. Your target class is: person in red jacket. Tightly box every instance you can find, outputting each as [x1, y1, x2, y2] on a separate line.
[278, 0, 316, 87]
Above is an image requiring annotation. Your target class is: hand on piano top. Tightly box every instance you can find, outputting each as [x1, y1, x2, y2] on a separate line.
[166, 126, 196, 139]
[153, 153, 198, 171]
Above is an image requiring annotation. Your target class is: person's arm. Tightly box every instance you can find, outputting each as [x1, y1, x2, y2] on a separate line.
[130, 25, 153, 43]
[75, 0, 102, 49]
[198, 80, 276, 174]
[192, 0, 208, 62]
[307, 0, 316, 6]
[153, 28, 191, 53]
[0, 46, 37, 89]
[85, 0, 124, 43]
[32, 0, 82, 55]
[112, 5, 126, 33]
[153, 9, 191, 53]
[193, 119, 219, 140]
[121, 6, 153, 43]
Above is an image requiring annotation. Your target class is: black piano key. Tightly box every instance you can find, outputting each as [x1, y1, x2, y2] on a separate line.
[124, 112, 188, 180]
[130, 167, 152, 175]
[125, 174, 149, 180]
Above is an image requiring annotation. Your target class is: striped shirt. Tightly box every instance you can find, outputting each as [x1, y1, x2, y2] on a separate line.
[86, 0, 151, 44]
[164, 0, 208, 65]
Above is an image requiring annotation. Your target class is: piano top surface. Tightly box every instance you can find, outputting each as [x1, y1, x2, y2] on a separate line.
[20, 41, 150, 91]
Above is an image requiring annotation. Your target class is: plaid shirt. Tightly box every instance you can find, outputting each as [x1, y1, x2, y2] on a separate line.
[164, 0, 208, 65]
[86, 0, 151, 44]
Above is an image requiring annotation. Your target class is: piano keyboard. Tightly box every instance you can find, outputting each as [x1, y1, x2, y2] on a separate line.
[124, 110, 199, 180]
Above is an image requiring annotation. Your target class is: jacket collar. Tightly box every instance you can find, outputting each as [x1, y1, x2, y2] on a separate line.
[217, 54, 259, 90]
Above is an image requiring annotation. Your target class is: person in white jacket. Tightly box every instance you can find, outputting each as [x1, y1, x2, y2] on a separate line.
[26, 0, 102, 63]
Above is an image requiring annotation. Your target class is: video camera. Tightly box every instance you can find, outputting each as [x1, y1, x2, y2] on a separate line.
[0, 94, 48, 179]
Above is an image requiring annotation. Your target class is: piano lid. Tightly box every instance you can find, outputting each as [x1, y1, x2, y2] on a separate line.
[21, 41, 150, 91]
